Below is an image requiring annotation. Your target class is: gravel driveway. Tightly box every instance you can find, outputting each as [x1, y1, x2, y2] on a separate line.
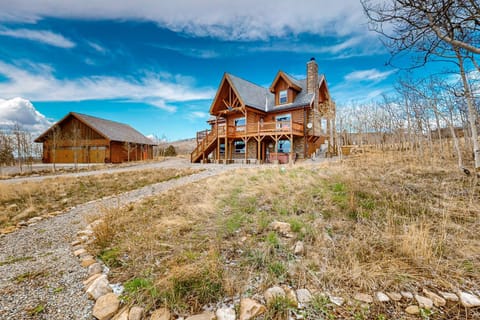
[2, 158, 211, 185]
[0, 162, 244, 319]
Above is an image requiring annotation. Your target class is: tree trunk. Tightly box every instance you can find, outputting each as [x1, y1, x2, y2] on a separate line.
[455, 48, 480, 171]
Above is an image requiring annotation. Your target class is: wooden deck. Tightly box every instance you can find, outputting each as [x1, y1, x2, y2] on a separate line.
[219, 120, 304, 138]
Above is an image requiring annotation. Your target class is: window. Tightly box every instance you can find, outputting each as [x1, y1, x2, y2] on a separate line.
[235, 117, 245, 131]
[279, 90, 288, 104]
[277, 139, 291, 153]
[276, 114, 291, 129]
[234, 140, 245, 153]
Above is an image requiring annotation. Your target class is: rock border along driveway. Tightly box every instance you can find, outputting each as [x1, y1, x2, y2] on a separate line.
[0, 163, 240, 319]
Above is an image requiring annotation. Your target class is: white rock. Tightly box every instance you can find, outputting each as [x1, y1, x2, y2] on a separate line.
[328, 295, 344, 306]
[112, 307, 129, 320]
[239, 298, 266, 320]
[405, 305, 420, 315]
[215, 307, 236, 320]
[185, 312, 215, 320]
[354, 293, 373, 303]
[27, 216, 43, 224]
[269, 221, 293, 237]
[422, 288, 446, 307]
[88, 263, 103, 276]
[73, 248, 87, 256]
[264, 286, 286, 304]
[128, 306, 144, 320]
[83, 273, 102, 287]
[459, 291, 480, 308]
[386, 292, 402, 301]
[86, 275, 112, 300]
[92, 293, 119, 320]
[77, 229, 94, 237]
[401, 291, 413, 299]
[293, 241, 305, 255]
[376, 292, 390, 302]
[81, 255, 96, 267]
[296, 289, 312, 304]
[439, 291, 458, 302]
[415, 295, 433, 309]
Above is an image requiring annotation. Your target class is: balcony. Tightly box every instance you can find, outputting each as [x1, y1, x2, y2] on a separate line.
[215, 120, 304, 138]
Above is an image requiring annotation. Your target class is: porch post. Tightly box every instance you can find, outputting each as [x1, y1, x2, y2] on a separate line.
[225, 136, 228, 163]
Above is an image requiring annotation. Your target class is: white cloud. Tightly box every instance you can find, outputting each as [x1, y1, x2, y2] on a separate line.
[0, 27, 75, 48]
[186, 111, 209, 121]
[87, 41, 107, 54]
[0, 97, 52, 133]
[344, 68, 396, 82]
[146, 100, 177, 113]
[0, 0, 366, 40]
[0, 61, 215, 109]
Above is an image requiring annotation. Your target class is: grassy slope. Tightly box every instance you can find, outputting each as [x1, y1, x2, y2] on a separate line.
[90, 152, 480, 319]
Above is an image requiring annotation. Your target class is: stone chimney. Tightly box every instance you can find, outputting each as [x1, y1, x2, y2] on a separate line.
[307, 57, 319, 109]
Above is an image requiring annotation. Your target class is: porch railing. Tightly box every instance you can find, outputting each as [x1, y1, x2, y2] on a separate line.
[225, 120, 304, 138]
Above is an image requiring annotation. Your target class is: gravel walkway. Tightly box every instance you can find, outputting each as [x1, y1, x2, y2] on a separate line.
[0, 165, 240, 319]
[2, 158, 209, 185]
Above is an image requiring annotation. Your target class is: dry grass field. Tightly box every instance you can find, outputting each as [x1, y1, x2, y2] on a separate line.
[89, 151, 480, 319]
[0, 168, 199, 228]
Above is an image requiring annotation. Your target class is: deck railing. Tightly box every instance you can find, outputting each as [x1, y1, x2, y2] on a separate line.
[191, 129, 217, 162]
[223, 120, 304, 138]
[192, 120, 304, 162]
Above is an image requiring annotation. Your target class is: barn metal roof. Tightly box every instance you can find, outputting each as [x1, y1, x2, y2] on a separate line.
[35, 112, 155, 145]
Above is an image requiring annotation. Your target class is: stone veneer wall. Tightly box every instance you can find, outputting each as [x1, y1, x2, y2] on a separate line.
[293, 137, 305, 159]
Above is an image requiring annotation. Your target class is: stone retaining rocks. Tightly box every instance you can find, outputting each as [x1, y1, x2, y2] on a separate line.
[415, 294, 433, 309]
[150, 307, 171, 320]
[71, 214, 480, 320]
[215, 307, 236, 320]
[423, 288, 446, 307]
[264, 286, 286, 304]
[239, 298, 266, 320]
[92, 293, 120, 320]
[354, 293, 373, 303]
[459, 291, 480, 308]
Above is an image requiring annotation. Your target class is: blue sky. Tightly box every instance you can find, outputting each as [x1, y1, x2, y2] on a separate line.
[0, 0, 399, 140]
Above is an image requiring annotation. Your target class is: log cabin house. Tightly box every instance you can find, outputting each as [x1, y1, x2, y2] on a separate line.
[191, 58, 336, 164]
[35, 112, 155, 163]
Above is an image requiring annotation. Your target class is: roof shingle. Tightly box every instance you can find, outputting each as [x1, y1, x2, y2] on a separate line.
[226, 72, 323, 112]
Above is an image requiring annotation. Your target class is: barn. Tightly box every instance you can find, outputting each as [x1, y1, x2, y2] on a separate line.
[35, 112, 155, 164]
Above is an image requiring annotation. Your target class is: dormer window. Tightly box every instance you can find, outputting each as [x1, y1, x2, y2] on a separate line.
[279, 90, 288, 104]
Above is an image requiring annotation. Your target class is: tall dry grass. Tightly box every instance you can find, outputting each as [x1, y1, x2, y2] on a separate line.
[92, 151, 480, 317]
[0, 168, 198, 228]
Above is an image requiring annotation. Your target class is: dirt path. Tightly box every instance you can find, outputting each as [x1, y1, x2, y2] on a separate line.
[0, 165, 239, 319]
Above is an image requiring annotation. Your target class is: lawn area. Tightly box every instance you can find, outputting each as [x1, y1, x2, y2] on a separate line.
[88, 152, 480, 319]
[0, 168, 199, 228]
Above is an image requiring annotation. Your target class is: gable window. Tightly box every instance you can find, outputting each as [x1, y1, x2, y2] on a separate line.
[235, 117, 245, 131]
[234, 140, 245, 153]
[279, 90, 288, 104]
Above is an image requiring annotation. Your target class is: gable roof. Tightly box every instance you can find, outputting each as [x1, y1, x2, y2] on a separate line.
[224, 73, 325, 113]
[269, 71, 302, 93]
[227, 73, 274, 111]
[35, 112, 155, 145]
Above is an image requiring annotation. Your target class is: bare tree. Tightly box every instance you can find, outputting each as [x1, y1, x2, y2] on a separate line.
[47, 124, 61, 173]
[362, 0, 480, 171]
[0, 129, 14, 175]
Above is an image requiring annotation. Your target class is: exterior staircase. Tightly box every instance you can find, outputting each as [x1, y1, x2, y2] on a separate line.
[191, 130, 218, 163]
